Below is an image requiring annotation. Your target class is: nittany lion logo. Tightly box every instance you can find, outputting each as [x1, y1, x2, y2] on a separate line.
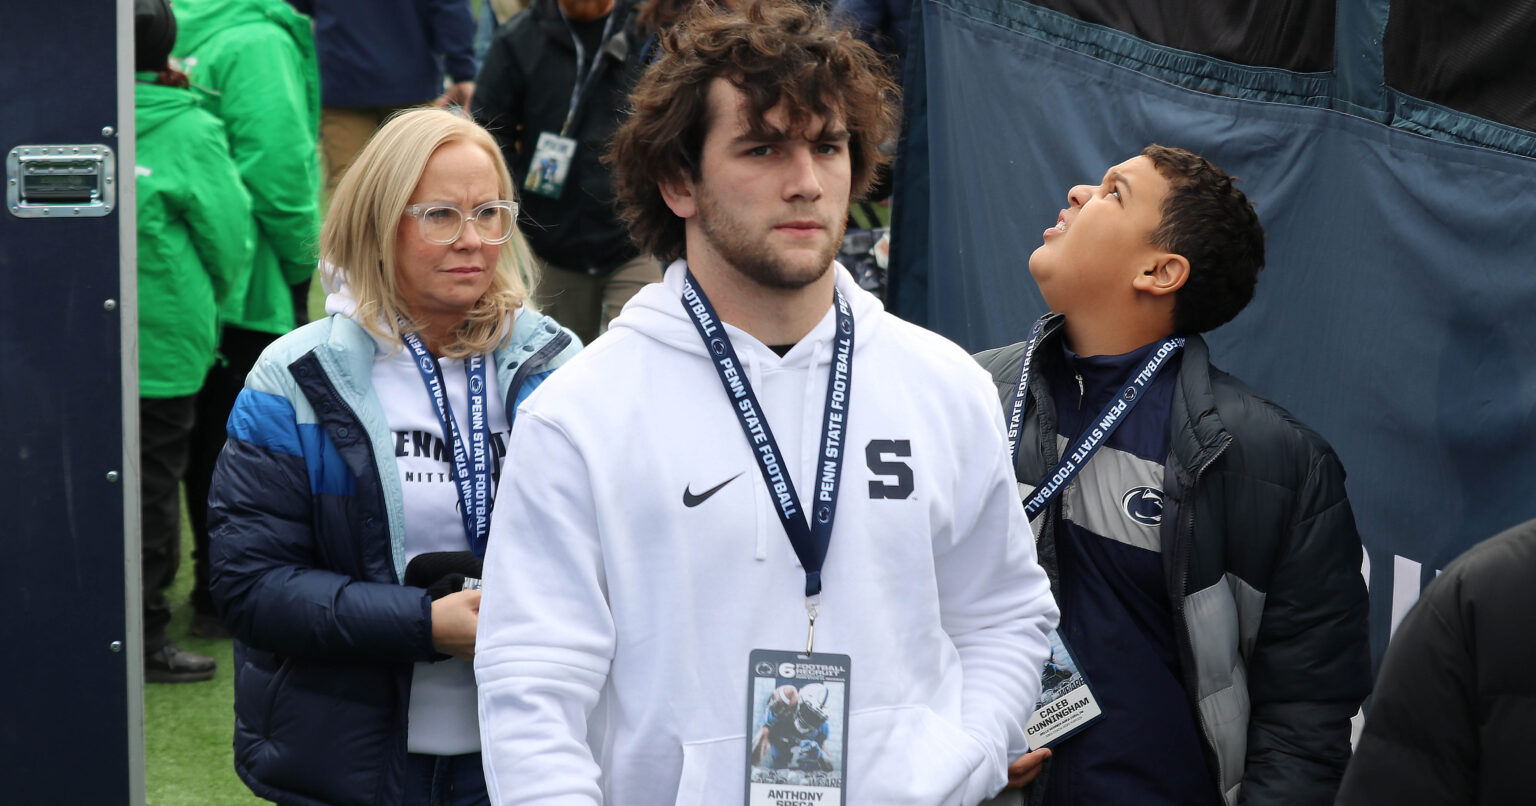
[1121, 486, 1165, 526]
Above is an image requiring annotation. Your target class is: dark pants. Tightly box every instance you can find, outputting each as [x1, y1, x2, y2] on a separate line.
[404, 752, 490, 806]
[185, 326, 281, 615]
[141, 394, 197, 651]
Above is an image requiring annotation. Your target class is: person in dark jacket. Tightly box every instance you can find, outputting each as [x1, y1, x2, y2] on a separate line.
[471, 0, 661, 344]
[1337, 516, 1536, 806]
[207, 109, 579, 806]
[973, 145, 1370, 806]
[290, 0, 479, 197]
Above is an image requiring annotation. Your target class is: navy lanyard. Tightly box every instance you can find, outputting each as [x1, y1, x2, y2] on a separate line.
[681, 270, 854, 601]
[402, 332, 493, 556]
[1007, 327, 1184, 521]
[559, 9, 618, 137]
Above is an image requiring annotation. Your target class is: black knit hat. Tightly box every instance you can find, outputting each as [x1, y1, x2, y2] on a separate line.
[134, 0, 177, 72]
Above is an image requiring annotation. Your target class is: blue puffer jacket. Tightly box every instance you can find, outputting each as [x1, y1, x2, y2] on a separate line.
[208, 309, 579, 806]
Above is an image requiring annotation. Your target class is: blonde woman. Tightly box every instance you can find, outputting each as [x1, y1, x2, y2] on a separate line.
[207, 108, 580, 806]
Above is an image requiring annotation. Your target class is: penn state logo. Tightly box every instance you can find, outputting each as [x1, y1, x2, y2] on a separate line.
[469, 375, 484, 394]
[1121, 486, 1165, 526]
[755, 661, 775, 676]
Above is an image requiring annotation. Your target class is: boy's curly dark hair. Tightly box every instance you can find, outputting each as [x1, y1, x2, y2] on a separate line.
[608, 0, 899, 262]
[1142, 144, 1266, 334]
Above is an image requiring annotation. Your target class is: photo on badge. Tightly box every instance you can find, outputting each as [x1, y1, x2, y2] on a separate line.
[524, 131, 576, 199]
[1024, 629, 1103, 748]
[746, 649, 850, 805]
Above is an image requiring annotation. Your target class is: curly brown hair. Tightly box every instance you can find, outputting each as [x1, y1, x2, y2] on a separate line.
[608, 0, 899, 262]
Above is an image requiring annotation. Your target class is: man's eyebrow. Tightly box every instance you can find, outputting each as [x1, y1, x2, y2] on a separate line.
[732, 122, 790, 146]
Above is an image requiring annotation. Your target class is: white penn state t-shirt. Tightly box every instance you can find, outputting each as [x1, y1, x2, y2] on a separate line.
[372, 338, 512, 756]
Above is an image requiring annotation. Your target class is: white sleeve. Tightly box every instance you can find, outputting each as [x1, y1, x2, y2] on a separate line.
[936, 391, 1059, 804]
[476, 410, 612, 806]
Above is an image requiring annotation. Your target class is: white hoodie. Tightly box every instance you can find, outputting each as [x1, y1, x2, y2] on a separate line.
[476, 262, 1058, 805]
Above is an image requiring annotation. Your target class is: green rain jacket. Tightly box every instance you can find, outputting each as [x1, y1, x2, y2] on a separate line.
[135, 79, 255, 397]
[173, 0, 321, 335]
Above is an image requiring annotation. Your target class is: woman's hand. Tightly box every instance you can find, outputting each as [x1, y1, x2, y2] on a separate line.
[430, 588, 482, 661]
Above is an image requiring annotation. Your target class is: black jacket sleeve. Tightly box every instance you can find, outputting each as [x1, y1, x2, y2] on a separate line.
[1239, 451, 1372, 805]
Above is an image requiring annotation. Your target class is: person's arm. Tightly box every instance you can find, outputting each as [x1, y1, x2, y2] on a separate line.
[181, 116, 255, 311]
[931, 386, 1060, 802]
[207, 366, 439, 663]
[752, 724, 772, 766]
[476, 411, 611, 805]
[423, 0, 479, 101]
[214, 30, 321, 287]
[469, 22, 527, 169]
[1239, 451, 1371, 804]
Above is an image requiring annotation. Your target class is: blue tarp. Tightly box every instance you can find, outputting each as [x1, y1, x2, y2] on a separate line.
[892, 0, 1536, 660]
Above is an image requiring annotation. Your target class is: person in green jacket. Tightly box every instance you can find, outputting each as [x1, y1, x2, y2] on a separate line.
[171, 0, 323, 638]
[134, 0, 255, 682]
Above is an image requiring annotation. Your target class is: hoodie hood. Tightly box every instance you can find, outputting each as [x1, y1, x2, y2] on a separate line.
[609, 259, 886, 366]
[172, 0, 312, 54]
[134, 78, 200, 136]
[320, 260, 357, 318]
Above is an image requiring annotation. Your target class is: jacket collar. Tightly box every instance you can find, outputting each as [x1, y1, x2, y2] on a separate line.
[1167, 334, 1231, 483]
[314, 309, 572, 406]
[1035, 313, 1229, 483]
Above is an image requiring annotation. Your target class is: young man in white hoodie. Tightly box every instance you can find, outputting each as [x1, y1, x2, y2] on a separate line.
[474, 1, 1059, 803]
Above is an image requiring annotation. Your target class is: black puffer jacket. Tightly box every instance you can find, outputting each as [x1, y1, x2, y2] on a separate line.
[471, 0, 643, 273]
[1337, 517, 1536, 806]
[974, 314, 1371, 806]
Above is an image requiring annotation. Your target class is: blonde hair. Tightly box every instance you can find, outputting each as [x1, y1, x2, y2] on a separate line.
[321, 108, 537, 359]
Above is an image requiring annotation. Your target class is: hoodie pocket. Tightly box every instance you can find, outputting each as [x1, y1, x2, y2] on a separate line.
[847, 705, 995, 805]
[674, 734, 746, 806]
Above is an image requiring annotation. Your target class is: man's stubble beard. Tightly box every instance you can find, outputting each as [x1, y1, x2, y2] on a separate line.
[695, 185, 848, 291]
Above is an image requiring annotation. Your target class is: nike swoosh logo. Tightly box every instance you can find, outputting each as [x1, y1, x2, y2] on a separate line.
[683, 472, 744, 508]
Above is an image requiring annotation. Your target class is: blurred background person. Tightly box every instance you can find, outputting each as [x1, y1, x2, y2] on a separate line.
[206, 108, 578, 806]
[1336, 516, 1536, 806]
[171, 0, 323, 640]
[472, 0, 659, 344]
[291, 0, 479, 198]
[132, 0, 254, 682]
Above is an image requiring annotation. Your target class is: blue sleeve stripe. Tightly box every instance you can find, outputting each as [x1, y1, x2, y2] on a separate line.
[299, 421, 357, 498]
[513, 371, 549, 411]
[227, 389, 302, 456]
[226, 388, 357, 497]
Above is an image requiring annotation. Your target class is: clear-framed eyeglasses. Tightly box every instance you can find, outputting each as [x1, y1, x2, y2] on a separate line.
[403, 200, 519, 245]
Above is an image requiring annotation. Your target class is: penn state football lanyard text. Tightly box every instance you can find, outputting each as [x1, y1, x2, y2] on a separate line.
[1007, 325, 1184, 521]
[681, 270, 853, 652]
[402, 332, 493, 556]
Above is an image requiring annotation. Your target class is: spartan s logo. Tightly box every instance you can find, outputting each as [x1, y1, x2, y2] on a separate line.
[1121, 486, 1165, 526]
[867, 439, 913, 499]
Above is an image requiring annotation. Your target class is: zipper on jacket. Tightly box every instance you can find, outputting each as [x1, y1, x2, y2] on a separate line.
[1171, 436, 1231, 798]
[1075, 372, 1084, 410]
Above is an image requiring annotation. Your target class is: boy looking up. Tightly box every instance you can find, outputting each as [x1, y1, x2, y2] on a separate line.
[976, 145, 1370, 806]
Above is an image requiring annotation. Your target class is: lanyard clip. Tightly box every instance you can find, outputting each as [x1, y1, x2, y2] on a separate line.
[804, 595, 820, 654]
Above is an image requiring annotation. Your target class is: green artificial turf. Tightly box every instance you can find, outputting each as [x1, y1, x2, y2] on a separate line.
[144, 498, 265, 806]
